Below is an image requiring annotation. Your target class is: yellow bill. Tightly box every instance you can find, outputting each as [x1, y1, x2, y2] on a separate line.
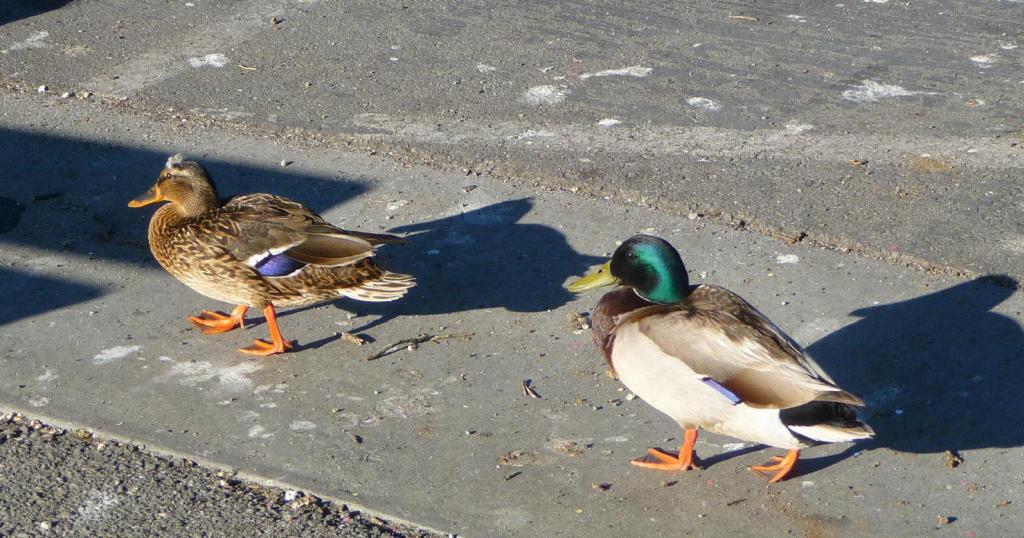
[567, 261, 619, 292]
[128, 186, 164, 208]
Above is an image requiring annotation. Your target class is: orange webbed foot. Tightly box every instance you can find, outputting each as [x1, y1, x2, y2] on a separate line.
[189, 305, 248, 334]
[237, 304, 293, 356]
[630, 428, 701, 472]
[631, 447, 702, 471]
[239, 338, 294, 356]
[750, 449, 800, 483]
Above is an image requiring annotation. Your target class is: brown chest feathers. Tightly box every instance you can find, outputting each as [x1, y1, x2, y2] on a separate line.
[591, 288, 656, 370]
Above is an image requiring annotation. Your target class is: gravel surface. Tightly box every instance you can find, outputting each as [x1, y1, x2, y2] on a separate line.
[0, 412, 441, 537]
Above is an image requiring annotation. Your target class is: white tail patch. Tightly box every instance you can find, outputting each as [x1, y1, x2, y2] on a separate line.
[339, 272, 415, 302]
[789, 423, 874, 443]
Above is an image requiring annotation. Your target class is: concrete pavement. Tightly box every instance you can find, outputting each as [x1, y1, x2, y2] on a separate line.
[1, 0, 1021, 280]
[1, 89, 1022, 536]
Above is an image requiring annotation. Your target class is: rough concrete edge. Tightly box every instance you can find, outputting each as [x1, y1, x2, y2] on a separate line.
[1, 78, 1018, 287]
[0, 403, 452, 537]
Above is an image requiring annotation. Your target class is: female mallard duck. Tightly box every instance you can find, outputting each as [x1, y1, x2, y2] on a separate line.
[129, 154, 415, 356]
[568, 235, 872, 482]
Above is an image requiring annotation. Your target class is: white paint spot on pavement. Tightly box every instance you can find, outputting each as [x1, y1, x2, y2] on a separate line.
[290, 421, 317, 431]
[1000, 43, 1018, 50]
[188, 53, 229, 68]
[2, 31, 50, 54]
[784, 123, 814, 134]
[192, 107, 255, 121]
[841, 80, 919, 102]
[28, 397, 49, 407]
[580, 66, 652, 79]
[597, 118, 622, 127]
[76, 490, 120, 525]
[969, 54, 997, 68]
[721, 442, 747, 451]
[386, 199, 410, 211]
[686, 97, 720, 111]
[37, 370, 59, 384]
[247, 425, 273, 439]
[476, 64, 497, 73]
[864, 0, 889, 3]
[776, 254, 800, 264]
[525, 85, 569, 105]
[515, 129, 555, 139]
[93, 346, 141, 365]
[786, 15, 807, 23]
[603, 435, 630, 442]
[164, 361, 261, 393]
[253, 383, 288, 395]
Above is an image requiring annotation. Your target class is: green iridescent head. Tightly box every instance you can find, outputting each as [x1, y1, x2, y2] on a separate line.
[569, 235, 689, 304]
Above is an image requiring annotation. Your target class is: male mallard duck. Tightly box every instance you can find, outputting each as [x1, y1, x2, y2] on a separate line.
[129, 154, 415, 356]
[568, 235, 872, 482]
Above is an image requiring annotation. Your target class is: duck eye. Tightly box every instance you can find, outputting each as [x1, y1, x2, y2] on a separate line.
[626, 252, 636, 259]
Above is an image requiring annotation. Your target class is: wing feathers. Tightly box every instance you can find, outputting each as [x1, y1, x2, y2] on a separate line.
[624, 285, 861, 410]
[283, 234, 374, 267]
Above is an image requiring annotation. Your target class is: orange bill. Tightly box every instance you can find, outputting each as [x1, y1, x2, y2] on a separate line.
[128, 186, 164, 207]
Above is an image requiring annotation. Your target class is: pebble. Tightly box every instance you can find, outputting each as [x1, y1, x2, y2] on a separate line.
[37, 85, 47, 94]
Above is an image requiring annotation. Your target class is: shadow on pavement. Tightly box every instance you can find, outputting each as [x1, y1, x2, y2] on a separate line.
[1, 0, 72, 25]
[344, 198, 605, 331]
[808, 276, 1023, 454]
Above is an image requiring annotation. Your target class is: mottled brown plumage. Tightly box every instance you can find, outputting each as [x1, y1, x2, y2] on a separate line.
[130, 154, 414, 355]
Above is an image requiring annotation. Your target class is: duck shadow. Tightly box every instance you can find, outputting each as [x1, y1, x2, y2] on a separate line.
[807, 276, 1024, 454]
[342, 198, 604, 329]
[1, 0, 72, 25]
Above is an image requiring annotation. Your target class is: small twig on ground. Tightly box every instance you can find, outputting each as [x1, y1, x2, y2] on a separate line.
[365, 332, 474, 361]
[522, 379, 542, 399]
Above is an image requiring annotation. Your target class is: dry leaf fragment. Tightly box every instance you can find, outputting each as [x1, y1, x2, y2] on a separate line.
[522, 379, 542, 399]
[341, 332, 367, 346]
[567, 311, 591, 332]
[945, 449, 963, 468]
[498, 450, 534, 466]
[909, 155, 953, 172]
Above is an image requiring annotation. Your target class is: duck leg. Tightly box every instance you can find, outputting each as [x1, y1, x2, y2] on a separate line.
[189, 305, 249, 334]
[631, 428, 702, 471]
[750, 449, 799, 483]
[239, 304, 294, 356]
